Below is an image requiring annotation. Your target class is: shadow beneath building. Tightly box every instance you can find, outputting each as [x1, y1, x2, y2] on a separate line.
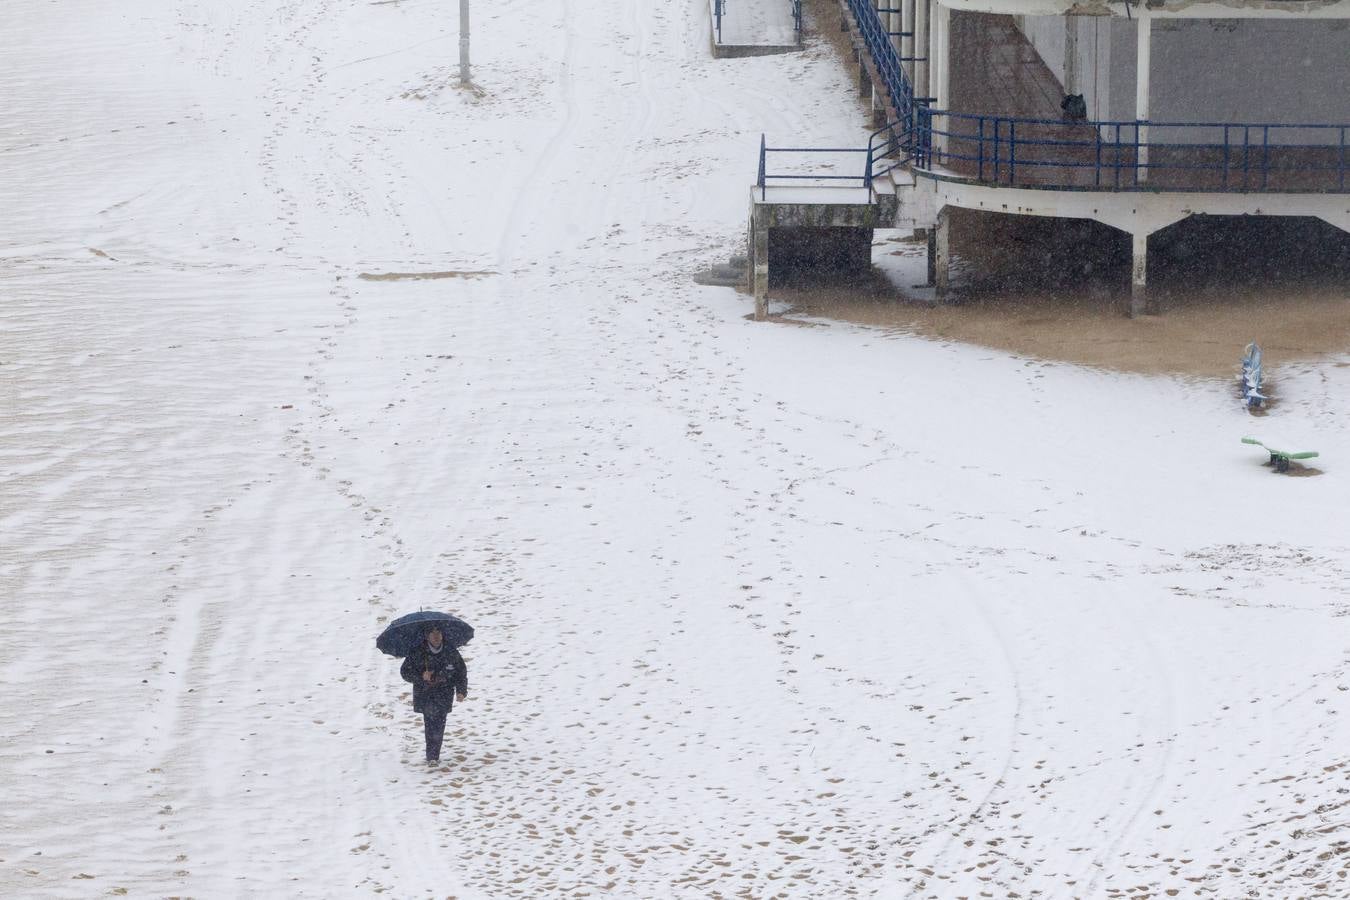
[775, 211, 1350, 377]
[768, 226, 877, 289]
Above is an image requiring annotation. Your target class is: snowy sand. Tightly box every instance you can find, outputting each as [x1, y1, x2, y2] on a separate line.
[3, 1, 1350, 898]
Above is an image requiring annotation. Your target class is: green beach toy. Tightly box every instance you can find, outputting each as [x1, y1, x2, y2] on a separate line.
[1242, 437, 1319, 473]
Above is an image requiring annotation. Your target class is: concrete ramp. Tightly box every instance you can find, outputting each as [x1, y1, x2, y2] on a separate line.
[711, 0, 801, 58]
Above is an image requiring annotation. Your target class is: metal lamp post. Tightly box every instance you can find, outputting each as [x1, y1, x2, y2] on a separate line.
[459, 0, 470, 84]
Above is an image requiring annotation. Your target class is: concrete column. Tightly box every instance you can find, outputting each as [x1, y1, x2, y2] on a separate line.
[929, 3, 940, 100]
[879, 0, 890, 54]
[753, 221, 770, 320]
[879, 3, 893, 117]
[914, 0, 929, 103]
[859, 65, 873, 100]
[1135, 14, 1151, 183]
[889, 0, 900, 59]
[925, 226, 937, 287]
[933, 3, 950, 109]
[934, 207, 951, 301]
[932, 2, 950, 158]
[887, 0, 902, 113]
[901, 0, 915, 85]
[1130, 230, 1148, 317]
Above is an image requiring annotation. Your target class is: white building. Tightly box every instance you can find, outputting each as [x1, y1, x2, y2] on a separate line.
[750, 0, 1349, 316]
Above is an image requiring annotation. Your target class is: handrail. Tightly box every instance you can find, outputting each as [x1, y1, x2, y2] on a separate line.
[844, 0, 913, 120]
[757, 133, 767, 200]
[914, 110, 1350, 193]
[756, 120, 912, 201]
[759, 146, 875, 195]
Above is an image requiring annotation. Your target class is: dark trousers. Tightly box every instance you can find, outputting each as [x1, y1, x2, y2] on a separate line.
[423, 708, 448, 761]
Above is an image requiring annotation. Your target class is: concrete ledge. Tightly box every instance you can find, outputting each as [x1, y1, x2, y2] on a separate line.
[712, 42, 803, 59]
[709, 0, 802, 58]
[752, 199, 885, 229]
[915, 171, 1350, 235]
[748, 187, 884, 319]
[939, 0, 1350, 21]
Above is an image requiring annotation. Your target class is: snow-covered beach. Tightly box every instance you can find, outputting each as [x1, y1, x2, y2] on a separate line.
[3, 1, 1349, 897]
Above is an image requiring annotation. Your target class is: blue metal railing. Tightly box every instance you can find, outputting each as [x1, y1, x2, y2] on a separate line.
[868, 117, 912, 182]
[755, 142, 872, 200]
[756, 0, 1349, 196]
[791, 0, 803, 44]
[916, 111, 1350, 193]
[714, 0, 724, 44]
[844, 0, 914, 120]
[756, 120, 913, 200]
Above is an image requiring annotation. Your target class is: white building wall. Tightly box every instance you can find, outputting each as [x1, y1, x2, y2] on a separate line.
[1016, 14, 1067, 84]
[1108, 19, 1134, 126]
[1151, 19, 1350, 124]
[1015, 16, 1350, 140]
[1016, 16, 1115, 120]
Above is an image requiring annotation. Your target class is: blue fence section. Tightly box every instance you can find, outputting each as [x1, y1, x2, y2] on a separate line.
[714, 0, 724, 44]
[756, 121, 913, 199]
[916, 111, 1350, 193]
[791, 0, 803, 44]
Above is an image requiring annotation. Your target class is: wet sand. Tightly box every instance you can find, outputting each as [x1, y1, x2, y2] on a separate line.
[778, 213, 1350, 378]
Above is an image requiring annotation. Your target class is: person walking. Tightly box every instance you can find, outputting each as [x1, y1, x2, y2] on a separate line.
[400, 625, 468, 765]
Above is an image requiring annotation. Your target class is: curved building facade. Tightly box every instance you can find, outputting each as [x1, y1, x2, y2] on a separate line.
[763, 0, 1350, 314]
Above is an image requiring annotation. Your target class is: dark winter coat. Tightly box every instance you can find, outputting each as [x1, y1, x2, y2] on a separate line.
[401, 642, 468, 715]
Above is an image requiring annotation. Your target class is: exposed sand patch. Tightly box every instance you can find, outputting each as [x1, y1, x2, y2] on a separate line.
[357, 270, 496, 281]
[784, 275, 1350, 379]
[1266, 462, 1323, 477]
[778, 215, 1350, 379]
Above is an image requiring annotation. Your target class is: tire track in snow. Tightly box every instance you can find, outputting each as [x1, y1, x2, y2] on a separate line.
[1082, 580, 1180, 895]
[903, 576, 1025, 898]
[493, 0, 578, 271]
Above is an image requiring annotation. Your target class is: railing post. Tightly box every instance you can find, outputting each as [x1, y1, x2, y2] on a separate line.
[1243, 125, 1250, 190]
[921, 104, 933, 169]
[1132, 121, 1141, 188]
[865, 144, 874, 191]
[1114, 123, 1122, 189]
[977, 116, 985, 181]
[1333, 126, 1344, 192]
[1222, 124, 1230, 191]
[993, 117, 1001, 182]
[1008, 119, 1017, 186]
[1262, 125, 1270, 191]
[758, 134, 767, 201]
[1094, 124, 1101, 188]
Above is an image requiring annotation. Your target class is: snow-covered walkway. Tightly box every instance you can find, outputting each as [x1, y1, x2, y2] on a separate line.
[716, 0, 800, 49]
[3, 1, 1349, 897]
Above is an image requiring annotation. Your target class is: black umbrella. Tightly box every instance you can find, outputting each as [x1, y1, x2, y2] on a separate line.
[376, 611, 474, 657]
